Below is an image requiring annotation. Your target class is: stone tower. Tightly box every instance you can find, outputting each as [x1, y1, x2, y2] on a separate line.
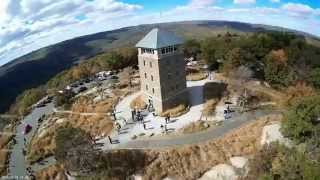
[136, 28, 187, 113]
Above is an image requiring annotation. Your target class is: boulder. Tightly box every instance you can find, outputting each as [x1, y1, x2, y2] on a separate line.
[198, 164, 238, 180]
[229, 156, 248, 169]
[230, 156, 249, 176]
[260, 123, 292, 147]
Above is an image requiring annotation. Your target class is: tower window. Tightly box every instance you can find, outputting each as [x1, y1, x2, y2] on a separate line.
[151, 75, 154, 81]
[143, 60, 146, 66]
[146, 84, 148, 90]
[143, 48, 154, 54]
[150, 62, 152, 68]
[144, 73, 147, 79]
[152, 88, 155, 94]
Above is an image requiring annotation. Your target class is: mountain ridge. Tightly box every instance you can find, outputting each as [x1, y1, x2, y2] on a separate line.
[0, 20, 319, 113]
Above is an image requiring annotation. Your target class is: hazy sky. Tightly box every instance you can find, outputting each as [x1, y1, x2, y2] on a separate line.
[0, 0, 319, 66]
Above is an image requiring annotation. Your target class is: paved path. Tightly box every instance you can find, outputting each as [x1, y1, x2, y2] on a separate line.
[53, 108, 109, 116]
[98, 79, 208, 150]
[100, 110, 279, 150]
[8, 103, 54, 178]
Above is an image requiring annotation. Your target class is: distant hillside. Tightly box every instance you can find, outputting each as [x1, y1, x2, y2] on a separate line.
[0, 20, 319, 113]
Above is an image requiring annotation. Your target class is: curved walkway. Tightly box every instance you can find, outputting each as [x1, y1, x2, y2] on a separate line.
[98, 79, 208, 150]
[108, 110, 278, 150]
[53, 108, 109, 116]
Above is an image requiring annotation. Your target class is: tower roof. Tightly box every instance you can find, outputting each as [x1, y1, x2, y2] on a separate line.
[136, 28, 184, 49]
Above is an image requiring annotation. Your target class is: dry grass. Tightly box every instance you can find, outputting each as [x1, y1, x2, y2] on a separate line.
[28, 96, 116, 163]
[186, 73, 208, 81]
[130, 95, 147, 110]
[160, 104, 189, 117]
[33, 114, 282, 179]
[0, 150, 9, 176]
[202, 99, 219, 116]
[246, 90, 272, 107]
[27, 124, 57, 163]
[282, 81, 315, 106]
[142, 114, 282, 180]
[181, 121, 211, 134]
[0, 126, 14, 176]
[35, 164, 67, 180]
[202, 82, 228, 116]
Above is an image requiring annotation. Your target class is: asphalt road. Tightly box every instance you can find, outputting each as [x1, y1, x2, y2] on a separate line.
[103, 110, 280, 150]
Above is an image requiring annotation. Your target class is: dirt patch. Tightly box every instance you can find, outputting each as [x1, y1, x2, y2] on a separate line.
[160, 104, 189, 117]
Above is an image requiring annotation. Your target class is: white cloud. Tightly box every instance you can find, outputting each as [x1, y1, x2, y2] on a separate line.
[281, 3, 319, 17]
[234, 0, 256, 5]
[270, 0, 280, 3]
[0, 0, 319, 66]
[189, 0, 215, 8]
[282, 3, 313, 14]
[0, 0, 142, 65]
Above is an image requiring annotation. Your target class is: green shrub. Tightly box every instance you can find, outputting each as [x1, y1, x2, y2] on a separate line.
[310, 68, 320, 88]
[12, 88, 46, 115]
[281, 95, 320, 143]
[247, 143, 320, 180]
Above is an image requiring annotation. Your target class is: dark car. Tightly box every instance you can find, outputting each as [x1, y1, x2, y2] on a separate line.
[23, 124, 32, 135]
[110, 75, 118, 80]
[84, 78, 90, 83]
[78, 86, 87, 93]
[71, 84, 78, 88]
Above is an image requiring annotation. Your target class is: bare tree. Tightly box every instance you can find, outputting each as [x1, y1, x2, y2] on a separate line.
[230, 66, 253, 112]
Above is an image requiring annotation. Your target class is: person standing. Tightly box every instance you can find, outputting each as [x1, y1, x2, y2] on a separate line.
[131, 110, 135, 121]
[108, 136, 112, 144]
[160, 124, 164, 133]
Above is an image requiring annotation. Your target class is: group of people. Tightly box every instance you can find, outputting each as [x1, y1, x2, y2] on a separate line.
[131, 109, 144, 123]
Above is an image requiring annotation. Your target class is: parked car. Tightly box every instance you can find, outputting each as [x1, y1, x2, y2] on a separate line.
[35, 102, 46, 108]
[110, 75, 118, 80]
[71, 83, 78, 88]
[23, 124, 32, 135]
[84, 78, 90, 83]
[78, 86, 87, 93]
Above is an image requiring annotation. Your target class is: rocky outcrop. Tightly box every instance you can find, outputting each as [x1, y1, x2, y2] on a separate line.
[198, 164, 238, 180]
[260, 123, 292, 147]
[198, 156, 249, 180]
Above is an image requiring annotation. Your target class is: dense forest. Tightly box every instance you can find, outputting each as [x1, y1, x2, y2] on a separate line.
[9, 47, 137, 115]
[184, 31, 320, 88]
[2, 20, 320, 114]
[182, 31, 320, 179]
[10, 31, 320, 116]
